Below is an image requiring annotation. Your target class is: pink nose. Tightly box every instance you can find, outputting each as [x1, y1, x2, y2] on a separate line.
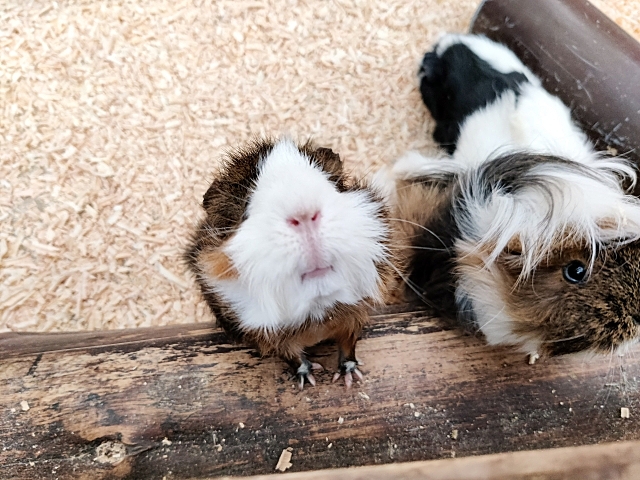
[287, 210, 321, 227]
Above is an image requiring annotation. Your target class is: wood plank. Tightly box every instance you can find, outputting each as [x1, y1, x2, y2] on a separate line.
[1, 304, 639, 479]
[227, 440, 640, 480]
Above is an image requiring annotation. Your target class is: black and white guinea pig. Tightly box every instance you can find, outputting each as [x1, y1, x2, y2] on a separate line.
[186, 138, 396, 388]
[387, 34, 640, 362]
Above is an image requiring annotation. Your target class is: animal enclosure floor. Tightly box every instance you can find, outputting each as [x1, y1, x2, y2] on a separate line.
[1, 0, 638, 333]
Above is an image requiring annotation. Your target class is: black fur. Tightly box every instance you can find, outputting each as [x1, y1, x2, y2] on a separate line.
[406, 178, 460, 320]
[419, 42, 528, 154]
[466, 152, 600, 203]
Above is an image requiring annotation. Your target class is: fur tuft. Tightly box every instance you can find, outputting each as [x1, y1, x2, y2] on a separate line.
[456, 153, 640, 278]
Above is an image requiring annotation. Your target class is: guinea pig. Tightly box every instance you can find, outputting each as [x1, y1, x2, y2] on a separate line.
[185, 138, 396, 388]
[387, 33, 640, 362]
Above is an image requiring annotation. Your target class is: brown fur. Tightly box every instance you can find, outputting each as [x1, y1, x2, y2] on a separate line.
[199, 250, 238, 280]
[185, 138, 398, 377]
[248, 303, 370, 366]
[494, 241, 640, 355]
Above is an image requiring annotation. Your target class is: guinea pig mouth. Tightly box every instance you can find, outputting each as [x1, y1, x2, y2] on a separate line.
[301, 266, 333, 281]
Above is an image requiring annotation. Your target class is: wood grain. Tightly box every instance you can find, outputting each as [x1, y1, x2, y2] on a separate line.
[1, 304, 639, 479]
[227, 440, 640, 480]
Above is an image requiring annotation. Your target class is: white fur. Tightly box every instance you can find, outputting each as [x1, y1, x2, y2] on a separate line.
[434, 33, 539, 85]
[369, 164, 399, 206]
[455, 247, 542, 355]
[463, 160, 640, 275]
[392, 85, 609, 179]
[207, 139, 388, 332]
[392, 150, 455, 180]
[455, 84, 599, 168]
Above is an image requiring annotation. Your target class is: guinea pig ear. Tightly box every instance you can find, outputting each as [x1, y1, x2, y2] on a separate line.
[496, 237, 524, 274]
[305, 145, 345, 186]
[199, 247, 239, 281]
[505, 236, 522, 255]
[202, 180, 222, 211]
[201, 180, 248, 239]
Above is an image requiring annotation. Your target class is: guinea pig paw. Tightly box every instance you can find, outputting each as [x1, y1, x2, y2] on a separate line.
[332, 360, 364, 389]
[528, 352, 540, 365]
[296, 361, 322, 390]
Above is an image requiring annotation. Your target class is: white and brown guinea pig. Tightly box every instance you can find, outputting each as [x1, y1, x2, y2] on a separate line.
[186, 138, 395, 389]
[387, 34, 640, 362]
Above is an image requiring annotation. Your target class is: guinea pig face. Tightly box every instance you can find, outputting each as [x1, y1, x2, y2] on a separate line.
[457, 239, 640, 356]
[211, 140, 389, 331]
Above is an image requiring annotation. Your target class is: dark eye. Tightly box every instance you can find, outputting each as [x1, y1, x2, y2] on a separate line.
[562, 260, 587, 284]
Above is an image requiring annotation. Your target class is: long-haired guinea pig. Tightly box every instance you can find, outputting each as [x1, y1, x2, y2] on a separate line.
[186, 138, 396, 388]
[385, 34, 640, 362]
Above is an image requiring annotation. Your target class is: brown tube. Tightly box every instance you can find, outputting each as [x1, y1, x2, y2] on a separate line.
[471, 0, 640, 166]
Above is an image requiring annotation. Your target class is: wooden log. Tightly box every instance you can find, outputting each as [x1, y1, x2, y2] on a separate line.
[231, 439, 640, 480]
[1, 304, 639, 479]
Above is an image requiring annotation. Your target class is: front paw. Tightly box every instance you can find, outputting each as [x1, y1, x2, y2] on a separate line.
[419, 51, 440, 81]
[296, 359, 323, 390]
[332, 360, 364, 389]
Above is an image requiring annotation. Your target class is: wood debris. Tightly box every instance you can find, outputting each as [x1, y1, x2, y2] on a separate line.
[20, 401, 29, 411]
[275, 447, 293, 472]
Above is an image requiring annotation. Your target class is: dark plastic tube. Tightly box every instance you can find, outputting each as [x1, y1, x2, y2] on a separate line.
[471, 0, 640, 165]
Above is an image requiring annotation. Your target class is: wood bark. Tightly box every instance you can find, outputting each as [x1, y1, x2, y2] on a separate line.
[1, 304, 639, 479]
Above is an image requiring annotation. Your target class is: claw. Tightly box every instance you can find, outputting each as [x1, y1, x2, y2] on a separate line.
[333, 360, 364, 388]
[297, 373, 316, 390]
[306, 373, 316, 387]
[296, 360, 318, 390]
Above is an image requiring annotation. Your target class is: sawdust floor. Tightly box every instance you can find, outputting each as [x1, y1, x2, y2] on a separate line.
[1, 0, 638, 332]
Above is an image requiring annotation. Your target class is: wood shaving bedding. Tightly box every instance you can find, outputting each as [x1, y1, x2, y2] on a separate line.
[0, 0, 637, 333]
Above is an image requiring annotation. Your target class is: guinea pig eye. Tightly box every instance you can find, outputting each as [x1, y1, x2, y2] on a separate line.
[562, 260, 587, 284]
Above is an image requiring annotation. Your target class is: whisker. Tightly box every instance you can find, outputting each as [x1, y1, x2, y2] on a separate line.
[387, 217, 450, 251]
[476, 306, 505, 332]
[541, 333, 586, 343]
[388, 243, 450, 252]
